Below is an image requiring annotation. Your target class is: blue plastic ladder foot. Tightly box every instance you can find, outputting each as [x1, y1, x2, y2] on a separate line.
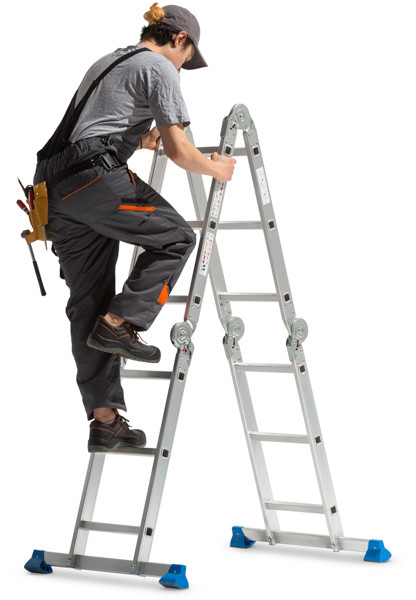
[159, 564, 189, 589]
[364, 539, 392, 563]
[230, 526, 256, 549]
[24, 550, 53, 574]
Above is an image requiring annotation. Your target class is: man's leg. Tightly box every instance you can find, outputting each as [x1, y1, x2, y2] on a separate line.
[48, 213, 126, 421]
[85, 168, 197, 359]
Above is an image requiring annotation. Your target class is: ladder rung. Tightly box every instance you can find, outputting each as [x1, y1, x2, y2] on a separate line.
[250, 432, 309, 444]
[197, 146, 247, 157]
[218, 292, 279, 302]
[98, 447, 157, 456]
[81, 521, 141, 535]
[234, 362, 293, 374]
[187, 220, 263, 230]
[120, 370, 173, 379]
[166, 295, 188, 303]
[219, 221, 263, 230]
[264, 501, 325, 514]
[161, 147, 246, 157]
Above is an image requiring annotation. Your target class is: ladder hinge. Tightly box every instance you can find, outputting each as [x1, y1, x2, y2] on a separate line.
[286, 318, 308, 360]
[223, 317, 245, 359]
[170, 321, 194, 356]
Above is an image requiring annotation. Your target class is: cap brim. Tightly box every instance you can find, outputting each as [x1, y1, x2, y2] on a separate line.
[182, 46, 208, 70]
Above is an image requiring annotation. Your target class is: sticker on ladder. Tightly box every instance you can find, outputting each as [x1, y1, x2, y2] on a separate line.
[256, 166, 271, 205]
[199, 231, 215, 276]
[210, 182, 225, 218]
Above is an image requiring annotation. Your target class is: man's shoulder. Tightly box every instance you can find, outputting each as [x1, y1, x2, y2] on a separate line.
[83, 45, 178, 88]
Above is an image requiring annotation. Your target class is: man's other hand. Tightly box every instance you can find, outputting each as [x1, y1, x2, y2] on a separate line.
[139, 127, 160, 151]
[210, 152, 236, 182]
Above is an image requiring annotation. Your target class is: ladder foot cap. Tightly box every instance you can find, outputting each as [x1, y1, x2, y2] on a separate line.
[230, 526, 256, 549]
[24, 550, 53, 574]
[159, 564, 189, 589]
[364, 539, 392, 563]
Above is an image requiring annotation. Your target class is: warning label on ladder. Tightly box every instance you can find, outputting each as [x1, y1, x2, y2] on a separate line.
[199, 231, 215, 276]
[256, 166, 271, 205]
[210, 182, 225, 219]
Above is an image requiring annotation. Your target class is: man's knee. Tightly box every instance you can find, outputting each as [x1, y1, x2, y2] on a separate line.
[183, 226, 197, 255]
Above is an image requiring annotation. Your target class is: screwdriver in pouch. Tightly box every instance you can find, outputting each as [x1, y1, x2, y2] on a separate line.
[21, 230, 46, 296]
[16, 199, 30, 214]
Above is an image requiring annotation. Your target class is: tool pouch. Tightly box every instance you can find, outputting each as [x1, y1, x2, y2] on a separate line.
[25, 181, 51, 245]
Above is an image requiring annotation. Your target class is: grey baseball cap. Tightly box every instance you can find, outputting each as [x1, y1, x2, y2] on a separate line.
[161, 5, 207, 70]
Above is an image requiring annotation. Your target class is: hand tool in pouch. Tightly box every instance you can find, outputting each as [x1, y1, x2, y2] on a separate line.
[21, 230, 46, 296]
[17, 177, 50, 295]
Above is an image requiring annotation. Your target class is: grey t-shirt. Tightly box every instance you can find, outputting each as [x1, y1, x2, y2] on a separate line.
[69, 46, 190, 161]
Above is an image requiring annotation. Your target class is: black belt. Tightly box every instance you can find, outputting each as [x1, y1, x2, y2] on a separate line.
[47, 152, 123, 189]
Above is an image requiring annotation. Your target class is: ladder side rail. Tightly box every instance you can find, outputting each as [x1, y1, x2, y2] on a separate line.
[184, 127, 235, 327]
[184, 122, 280, 543]
[132, 348, 192, 569]
[131, 120, 240, 568]
[228, 342, 281, 543]
[182, 119, 237, 328]
[185, 170, 281, 543]
[289, 345, 344, 546]
[242, 126, 295, 330]
[67, 453, 106, 564]
[242, 117, 344, 547]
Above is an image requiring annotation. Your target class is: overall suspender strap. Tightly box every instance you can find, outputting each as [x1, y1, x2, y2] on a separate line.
[37, 47, 151, 162]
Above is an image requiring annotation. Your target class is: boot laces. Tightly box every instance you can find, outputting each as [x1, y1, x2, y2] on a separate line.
[113, 410, 130, 428]
[122, 321, 148, 345]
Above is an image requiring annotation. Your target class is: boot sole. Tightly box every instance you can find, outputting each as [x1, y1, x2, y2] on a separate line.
[87, 335, 160, 363]
[88, 441, 147, 453]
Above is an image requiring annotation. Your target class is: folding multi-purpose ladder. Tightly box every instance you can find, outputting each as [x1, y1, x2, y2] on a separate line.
[25, 104, 391, 589]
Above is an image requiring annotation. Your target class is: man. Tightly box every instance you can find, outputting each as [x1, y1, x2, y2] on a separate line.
[34, 3, 236, 452]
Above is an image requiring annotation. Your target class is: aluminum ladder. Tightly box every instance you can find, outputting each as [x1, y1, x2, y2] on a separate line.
[24, 104, 391, 588]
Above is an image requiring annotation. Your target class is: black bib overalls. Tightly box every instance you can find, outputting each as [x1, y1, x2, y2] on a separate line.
[34, 48, 196, 419]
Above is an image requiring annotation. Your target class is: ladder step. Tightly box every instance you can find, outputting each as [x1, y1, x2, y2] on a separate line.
[234, 362, 293, 373]
[91, 447, 157, 456]
[264, 501, 325, 514]
[250, 432, 309, 444]
[81, 521, 141, 535]
[197, 146, 247, 156]
[187, 220, 262, 230]
[166, 295, 188, 303]
[161, 147, 246, 157]
[120, 370, 173, 379]
[218, 292, 279, 302]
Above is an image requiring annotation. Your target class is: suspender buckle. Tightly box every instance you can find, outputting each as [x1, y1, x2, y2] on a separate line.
[99, 152, 121, 171]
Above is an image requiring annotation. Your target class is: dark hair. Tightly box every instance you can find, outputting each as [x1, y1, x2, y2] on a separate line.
[140, 23, 193, 47]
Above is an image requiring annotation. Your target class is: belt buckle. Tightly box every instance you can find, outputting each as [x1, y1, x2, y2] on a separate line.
[100, 153, 119, 171]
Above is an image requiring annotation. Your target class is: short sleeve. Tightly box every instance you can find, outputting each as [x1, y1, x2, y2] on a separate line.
[145, 60, 190, 129]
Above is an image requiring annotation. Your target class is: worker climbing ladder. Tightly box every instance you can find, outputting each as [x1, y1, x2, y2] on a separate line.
[25, 104, 391, 588]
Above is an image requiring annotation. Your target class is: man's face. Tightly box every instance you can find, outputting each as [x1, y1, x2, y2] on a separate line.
[180, 43, 196, 70]
[171, 34, 196, 71]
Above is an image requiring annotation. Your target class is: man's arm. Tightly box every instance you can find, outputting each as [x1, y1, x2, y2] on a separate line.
[159, 123, 236, 182]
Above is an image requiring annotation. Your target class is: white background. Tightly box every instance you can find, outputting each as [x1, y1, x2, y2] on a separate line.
[1, 0, 415, 598]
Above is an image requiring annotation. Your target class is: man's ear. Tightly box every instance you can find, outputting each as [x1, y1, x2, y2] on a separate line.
[174, 31, 188, 47]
